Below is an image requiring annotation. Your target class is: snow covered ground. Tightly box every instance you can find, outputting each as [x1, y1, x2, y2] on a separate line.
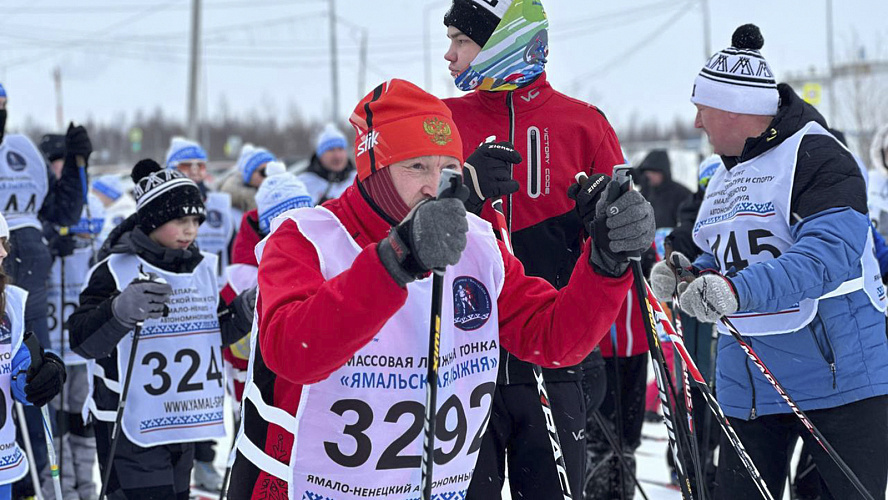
[181, 392, 885, 499]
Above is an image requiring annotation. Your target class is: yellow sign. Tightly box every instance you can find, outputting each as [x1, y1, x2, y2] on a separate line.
[802, 83, 822, 105]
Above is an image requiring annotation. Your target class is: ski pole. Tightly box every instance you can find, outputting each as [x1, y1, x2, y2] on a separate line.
[22, 333, 63, 500]
[716, 313, 875, 500]
[75, 150, 97, 262]
[654, 271, 772, 499]
[420, 169, 463, 500]
[610, 165, 697, 500]
[590, 409, 650, 500]
[98, 320, 143, 500]
[15, 402, 44, 500]
[608, 325, 627, 500]
[491, 195, 574, 498]
[698, 323, 717, 486]
[671, 292, 706, 499]
[57, 254, 66, 493]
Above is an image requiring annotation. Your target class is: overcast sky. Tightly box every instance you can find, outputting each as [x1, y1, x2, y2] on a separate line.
[2, 0, 887, 135]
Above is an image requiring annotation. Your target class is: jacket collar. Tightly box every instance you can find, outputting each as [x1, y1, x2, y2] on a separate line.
[307, 153, 356, 183]
[101, 218, 204, 274]
[723, 83, 829, 168]
[472, 72, 553, 115]
[332, 183, 395, 247]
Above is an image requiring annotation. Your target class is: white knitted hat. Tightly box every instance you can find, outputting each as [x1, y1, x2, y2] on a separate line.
[691, 24, 779, 116]
[255, 162, 313, 233]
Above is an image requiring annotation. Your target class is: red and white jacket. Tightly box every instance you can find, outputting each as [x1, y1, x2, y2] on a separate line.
[227, 184, 632, 499]
[444, 72, 644, 380]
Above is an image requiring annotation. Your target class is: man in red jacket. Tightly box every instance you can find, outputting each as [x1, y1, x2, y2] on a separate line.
[226, 79, 654, 499]
[441, 1, 632, 497]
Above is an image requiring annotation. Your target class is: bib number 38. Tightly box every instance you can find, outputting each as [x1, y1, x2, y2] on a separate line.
[323, 382, 495, 470]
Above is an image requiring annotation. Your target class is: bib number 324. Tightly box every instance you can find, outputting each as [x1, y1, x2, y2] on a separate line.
[141, 345, 224, 396]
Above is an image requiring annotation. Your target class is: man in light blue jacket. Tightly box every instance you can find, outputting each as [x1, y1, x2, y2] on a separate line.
[652, 24, 888, 499]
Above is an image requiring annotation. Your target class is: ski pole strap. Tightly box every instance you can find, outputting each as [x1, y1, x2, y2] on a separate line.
[23, 332, 44, 371]
[77, 156, 88, 204]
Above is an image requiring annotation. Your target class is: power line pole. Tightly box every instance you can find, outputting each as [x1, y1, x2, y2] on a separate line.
[328, 0, 340, 123]
[187, 0, 201, 141]
[701, 0, 711, 59]
[423, 1, 448, 93]
[53, 66, 64, 130]
[826, 0, 836, 125]
[357, 28, 368, 100]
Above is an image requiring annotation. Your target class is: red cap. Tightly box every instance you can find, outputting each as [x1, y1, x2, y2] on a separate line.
[349, 79, 464, 181]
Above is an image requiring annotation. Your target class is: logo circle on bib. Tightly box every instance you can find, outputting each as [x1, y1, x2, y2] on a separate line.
[6, 152, 26, 171]
[453, 276, 491, 331]
[0, 314, 11, 344]
[206, 209, 223, 228]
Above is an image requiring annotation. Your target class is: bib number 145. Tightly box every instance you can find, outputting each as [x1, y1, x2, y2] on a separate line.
[709, 229, 781, 271]
[324, 382, 495, 471]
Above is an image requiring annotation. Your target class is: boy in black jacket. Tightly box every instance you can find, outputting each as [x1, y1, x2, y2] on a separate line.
[68, 159, 255, 499]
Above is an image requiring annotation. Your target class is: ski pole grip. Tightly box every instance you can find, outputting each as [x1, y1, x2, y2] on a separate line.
[23, 332, 44, 372]
[436, 168, 463, 200]
[134, 267, 171, 317]
[611, 164, 633, 198]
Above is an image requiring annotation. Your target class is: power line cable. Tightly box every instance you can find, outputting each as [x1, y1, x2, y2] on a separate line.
[3, 0, 182, 70]
[7, 0, 323, 14]
[570, 0, 697, 85]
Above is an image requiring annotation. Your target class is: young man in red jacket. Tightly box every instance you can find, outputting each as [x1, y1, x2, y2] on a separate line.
[441, 1, 631, 497]
[226, 79, 654, 499]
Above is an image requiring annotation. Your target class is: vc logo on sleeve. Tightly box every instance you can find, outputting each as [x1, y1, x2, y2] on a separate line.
[453, 276, 491, 331]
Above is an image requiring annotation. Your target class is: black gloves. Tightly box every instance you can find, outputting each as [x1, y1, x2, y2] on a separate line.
[64, 123, 92, 168]
[462, 141, 521, 214]
[21, 332, 66, 408]
[567, 173, 611, 235]
[46, 229, 76, 259]
[231, 286, 257, 334]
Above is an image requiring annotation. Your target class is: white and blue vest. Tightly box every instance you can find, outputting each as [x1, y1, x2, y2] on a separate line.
[0, 135, 48, 231]
[87, 253, 226, 447]
[0, 286, 29, 485]
[693, 121, 886, 336]
[48, 245, 94, 365]
[197, 192, 234, 289]
[235, 208, 505, 499]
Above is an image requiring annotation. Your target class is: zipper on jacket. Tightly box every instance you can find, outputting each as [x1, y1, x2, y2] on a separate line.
[506, 90, 516, 231]
[809, 314, 837, 389]
[526, 127, 541, 199]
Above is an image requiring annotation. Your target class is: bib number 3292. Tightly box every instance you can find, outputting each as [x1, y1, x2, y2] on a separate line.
[324, 382, 495, 471]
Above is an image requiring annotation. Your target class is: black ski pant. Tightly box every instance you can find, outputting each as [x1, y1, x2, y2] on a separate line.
[715, 395, 888, 500]
[95, 419, 194, 499]
[466, 380, 586, 499]
[584, 353, 647, 500]
[194, 440, 216, 463]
